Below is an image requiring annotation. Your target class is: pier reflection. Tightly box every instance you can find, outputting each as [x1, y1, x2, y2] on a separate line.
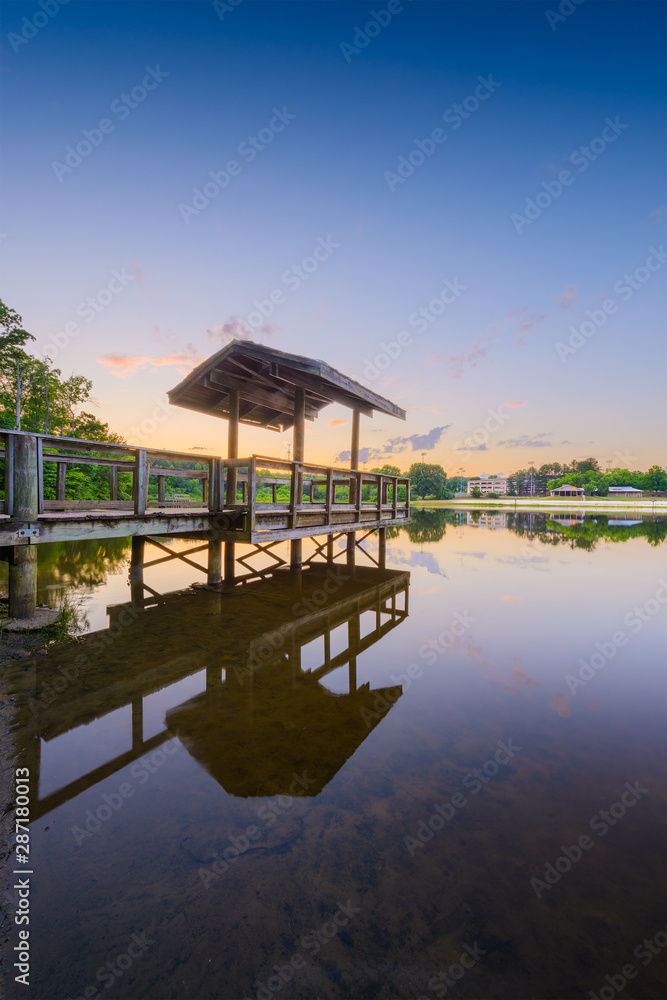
[14, 562, 410, 816]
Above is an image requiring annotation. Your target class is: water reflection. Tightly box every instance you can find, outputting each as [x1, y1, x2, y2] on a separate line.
[12, 564, 409, 819]
[1, 510, 665, 1000]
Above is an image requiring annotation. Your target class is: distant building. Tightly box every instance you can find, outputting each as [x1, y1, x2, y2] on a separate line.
[467, 477, 509, 495]
[548, 484, 585, 497]
[608, 486, 643, 496]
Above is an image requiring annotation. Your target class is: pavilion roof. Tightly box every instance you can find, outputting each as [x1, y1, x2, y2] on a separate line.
[167, 340, 406, 431]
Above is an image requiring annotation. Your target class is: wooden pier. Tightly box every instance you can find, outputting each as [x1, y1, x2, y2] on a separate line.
[0, 340, 411, 618]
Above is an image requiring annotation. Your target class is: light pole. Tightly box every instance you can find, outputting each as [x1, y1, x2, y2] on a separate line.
[529, 460, 535, 497]
[459, 466, 464, 495]
[421, 451, 426, 464]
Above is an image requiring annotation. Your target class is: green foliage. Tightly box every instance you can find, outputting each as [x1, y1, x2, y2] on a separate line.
[470, 486, 482, 498]
[407, 463, 447, 499]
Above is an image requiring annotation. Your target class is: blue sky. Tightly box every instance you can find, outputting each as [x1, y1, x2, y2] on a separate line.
[1, 0, 665, 471]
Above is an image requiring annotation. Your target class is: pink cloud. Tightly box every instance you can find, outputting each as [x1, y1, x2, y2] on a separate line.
[556, 284, 578, 310]
[328, 419, 348, 426]
[503, 400, 526, 409]
[98, 345, 204, 378]
[206, 317, 277, 345]
[500, 595, 524, 603]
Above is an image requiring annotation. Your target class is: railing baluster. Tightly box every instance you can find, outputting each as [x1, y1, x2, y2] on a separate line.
[134, 449, 148, 515]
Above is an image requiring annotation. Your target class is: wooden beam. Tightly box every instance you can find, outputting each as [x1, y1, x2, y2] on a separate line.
[226, 389, 239, 505]
[56, 462, 67, 500]
[134, 450, 148, 516]
[3, 434, 14, 517]
[109, 465, 118, 500]
[290, 387, 306, 568]
[206, 371, 318, 419]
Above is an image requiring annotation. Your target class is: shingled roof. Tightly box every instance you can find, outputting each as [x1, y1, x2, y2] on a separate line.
[167, 340, 406, 431]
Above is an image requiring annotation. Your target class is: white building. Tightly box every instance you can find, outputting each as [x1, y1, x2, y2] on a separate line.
[467, 477, 508, 495]
[608, 486, 643, 496]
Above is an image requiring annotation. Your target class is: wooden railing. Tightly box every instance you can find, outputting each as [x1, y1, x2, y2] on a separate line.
[0, 432, 411, 532]
[229, 456, 410, 533]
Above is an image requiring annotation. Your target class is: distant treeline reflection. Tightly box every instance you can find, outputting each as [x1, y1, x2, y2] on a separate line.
[401, 508, 667, 548]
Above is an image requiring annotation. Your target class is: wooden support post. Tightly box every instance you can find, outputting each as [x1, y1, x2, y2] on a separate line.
[348, 612, 359, 692]
[247, 458, 256, 532]
[272, 484, 277, 503]
[325, 468, 333, 525]
[14, 434, 38, 521]
[202, 475, 209, 505]
[134, 450, 147, 516]
[129, 536, 145, 606]
[290, 386, 306, 569]
[157, 475, 165, 504]
[326, 534, 334, 564]
[207, 539, 222, 585]
[8, 545, 37, 619]
[241, 481, 248, 503]
[109, 465, 118, 501]
[349, 409, 360, 506]
[36, 437, 44, 514]
[224, 541, 236, 587]
[3, 434, 14, 516]
[56, 462, 67, 500]
[226, 389, 239, 505]
[346, 530, 356, 572]
[132, 698, 143, 752]
[378, 526, 387, 570]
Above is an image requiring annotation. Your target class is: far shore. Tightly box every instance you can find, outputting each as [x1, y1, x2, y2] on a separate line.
[412, 498, 667, 512]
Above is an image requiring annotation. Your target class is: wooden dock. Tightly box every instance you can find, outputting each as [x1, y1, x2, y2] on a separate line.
[0, 340, 412, 618]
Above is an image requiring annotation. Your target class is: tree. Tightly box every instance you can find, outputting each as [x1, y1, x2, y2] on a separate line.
[407, 463, 447, 499]
[643, 465, 667, 492]
[370, 464, 400, 477]
[470, 486, 482, 498]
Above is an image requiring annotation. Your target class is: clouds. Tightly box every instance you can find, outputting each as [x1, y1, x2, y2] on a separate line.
[503, 400, 526, 409]
[496, 432, 553, 449]
[556, 284, 578, 310]
[98, 345, 204, 378]
[516, 311, 546, 344]
[444, 335, 498, 380]
[206, 316, 277, 345]
[334, 424, 450, 464]
[327, 418, 348, 427]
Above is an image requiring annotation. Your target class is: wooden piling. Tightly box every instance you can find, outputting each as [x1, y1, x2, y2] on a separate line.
[14, 434, 38, 521]
[9, 545, 38, 619]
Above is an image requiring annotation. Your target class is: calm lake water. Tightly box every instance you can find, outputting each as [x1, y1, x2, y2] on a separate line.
[2, 509, 666, 1000]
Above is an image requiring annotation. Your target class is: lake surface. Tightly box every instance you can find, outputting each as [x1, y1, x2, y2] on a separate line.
[2, 510, 666, 1000]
